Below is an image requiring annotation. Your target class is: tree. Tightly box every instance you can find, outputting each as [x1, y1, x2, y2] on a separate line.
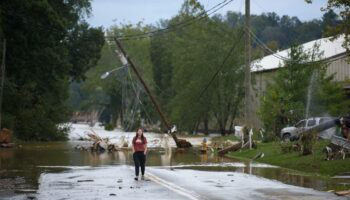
[258, 43, 349, 141]
[306, 0, 350, 54]
[162, 0, 245, 135]
[296, 19, 322, 44]
[0, 0, 104, 141]
[80, 22, 157, 131]
[150, 29, 174, 113]
[321, 10, 338, 33]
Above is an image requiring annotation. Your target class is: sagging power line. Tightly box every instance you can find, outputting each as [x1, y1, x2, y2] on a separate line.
[111, 0, 235, 41]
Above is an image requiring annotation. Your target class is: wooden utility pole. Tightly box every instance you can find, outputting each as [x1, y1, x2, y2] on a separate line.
[244, 0, 251, 126]
[113, 38, 191, 148]
[0, 39, 6, 130]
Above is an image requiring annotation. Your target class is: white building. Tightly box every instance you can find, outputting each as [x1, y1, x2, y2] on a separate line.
[246, 35, 350, 128]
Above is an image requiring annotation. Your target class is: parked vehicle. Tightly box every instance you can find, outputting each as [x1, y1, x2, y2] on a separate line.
[280, 117, 337, 142]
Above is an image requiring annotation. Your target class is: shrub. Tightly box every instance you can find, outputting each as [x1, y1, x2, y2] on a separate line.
[104, 123, 114, 131]
[299, 130, 318, 156]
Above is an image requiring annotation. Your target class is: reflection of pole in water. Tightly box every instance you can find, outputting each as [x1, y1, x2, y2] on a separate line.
[161, 135, 172, 166]
[161, 150, 172, 166]
[163, 135, 171, 151]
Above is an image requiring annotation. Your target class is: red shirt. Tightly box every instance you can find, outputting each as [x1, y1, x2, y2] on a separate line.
[132, 136, 147, 152]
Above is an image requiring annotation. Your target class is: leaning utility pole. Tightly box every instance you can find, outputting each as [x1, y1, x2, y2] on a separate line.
[244, 0, 251, 126]
[113, 38, 192, 148]
[0, 39, 6, 130]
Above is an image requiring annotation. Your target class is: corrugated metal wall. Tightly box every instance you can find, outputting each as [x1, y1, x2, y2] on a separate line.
[326, 57, 350, 81]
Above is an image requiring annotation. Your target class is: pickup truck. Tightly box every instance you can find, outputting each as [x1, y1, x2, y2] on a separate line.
[280, 117, 336, 142]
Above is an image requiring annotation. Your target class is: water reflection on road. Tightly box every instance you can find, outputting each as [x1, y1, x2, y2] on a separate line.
[0, 141, 349, 198]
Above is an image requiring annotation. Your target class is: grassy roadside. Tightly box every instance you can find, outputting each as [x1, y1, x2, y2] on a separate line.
[211, 136, 239, 142]
[227, 140, 350, 176]
[225, 140, 350, 192]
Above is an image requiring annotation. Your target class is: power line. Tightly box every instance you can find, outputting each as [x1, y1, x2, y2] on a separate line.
[113, 0, 231, 39]
[1, 1, 234, 42]
[111, 0, 235, 41]
[248, 28, 347, 66]
[127, 69, 155, 126]
[199, 30, 245, 98]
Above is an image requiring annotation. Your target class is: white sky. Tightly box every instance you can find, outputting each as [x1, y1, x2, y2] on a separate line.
[86, 0, 328, 28]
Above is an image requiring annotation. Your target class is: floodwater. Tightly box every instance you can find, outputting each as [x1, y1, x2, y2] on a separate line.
[0, 141, 349, 199]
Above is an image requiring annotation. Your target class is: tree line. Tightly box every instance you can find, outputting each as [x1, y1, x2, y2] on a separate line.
[2, 0, 347, 140]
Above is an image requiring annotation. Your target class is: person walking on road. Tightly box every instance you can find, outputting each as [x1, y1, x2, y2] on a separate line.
[132, 128, 148, 180]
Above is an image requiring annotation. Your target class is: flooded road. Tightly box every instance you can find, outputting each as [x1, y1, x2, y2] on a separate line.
[1, 140, 350, 199]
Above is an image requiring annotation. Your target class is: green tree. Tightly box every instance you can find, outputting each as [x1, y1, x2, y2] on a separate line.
[258, 43, 349, 140]
[0, 0, 104, 141]
[150, 27, 175, 115]
[306, 0, 350, 54]
[80, 22, 157, 131]
[163, 0, 245, 135]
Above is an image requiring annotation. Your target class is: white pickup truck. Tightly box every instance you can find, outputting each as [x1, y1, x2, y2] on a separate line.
[280, 117, 337, 142]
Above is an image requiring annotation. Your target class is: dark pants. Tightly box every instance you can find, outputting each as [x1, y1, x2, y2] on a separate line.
[133, 151, 146, 176]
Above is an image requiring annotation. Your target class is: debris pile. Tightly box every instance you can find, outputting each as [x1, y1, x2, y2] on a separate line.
[0, 128, 22, 148]
[321, 117, 350, 160]
[218, 126, 256, 155]
[324, 142, 350, 160]
[75, 129, 119, 152]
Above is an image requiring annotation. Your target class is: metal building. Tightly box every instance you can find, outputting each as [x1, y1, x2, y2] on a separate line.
[243, 36, 350, 128]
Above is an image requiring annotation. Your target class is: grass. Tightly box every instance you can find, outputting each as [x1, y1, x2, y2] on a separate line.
[211, 135, 239, 142]
[227, 141, 350, 176]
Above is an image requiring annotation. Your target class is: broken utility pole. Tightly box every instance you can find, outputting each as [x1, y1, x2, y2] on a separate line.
[113, 38, 192, 148]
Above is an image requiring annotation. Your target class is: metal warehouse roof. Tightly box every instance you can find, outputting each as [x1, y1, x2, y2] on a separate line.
[251, 35, 347, 72]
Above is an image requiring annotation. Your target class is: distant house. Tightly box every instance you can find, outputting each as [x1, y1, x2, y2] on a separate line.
[243, 36, 350, 128]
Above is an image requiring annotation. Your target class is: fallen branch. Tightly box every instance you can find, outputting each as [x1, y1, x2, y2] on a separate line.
[218, 142, 242, 155]
[335, 190, 350, 196]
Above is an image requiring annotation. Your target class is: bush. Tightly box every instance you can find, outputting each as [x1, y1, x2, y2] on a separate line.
[262, 130, 279, 143]
[104, 123, 114, 131]
[299, 130, 318, 156]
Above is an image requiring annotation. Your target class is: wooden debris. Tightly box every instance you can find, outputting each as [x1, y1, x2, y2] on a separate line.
[324, 144, 350, 160]
[218, 141, 257, 155]
[335, 190, 350, 196]
[1, 143, 22, 148]
[240, 142, 249, 150]
[218, 142, 242, 155]
[176, 139, 192, 148]
[87, 133, 101, 141]
[0, 128, 13, 143]
[76, 130, 120, 152]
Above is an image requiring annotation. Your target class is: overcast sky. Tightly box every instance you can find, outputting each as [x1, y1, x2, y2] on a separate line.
[86, 0, 328, 28]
